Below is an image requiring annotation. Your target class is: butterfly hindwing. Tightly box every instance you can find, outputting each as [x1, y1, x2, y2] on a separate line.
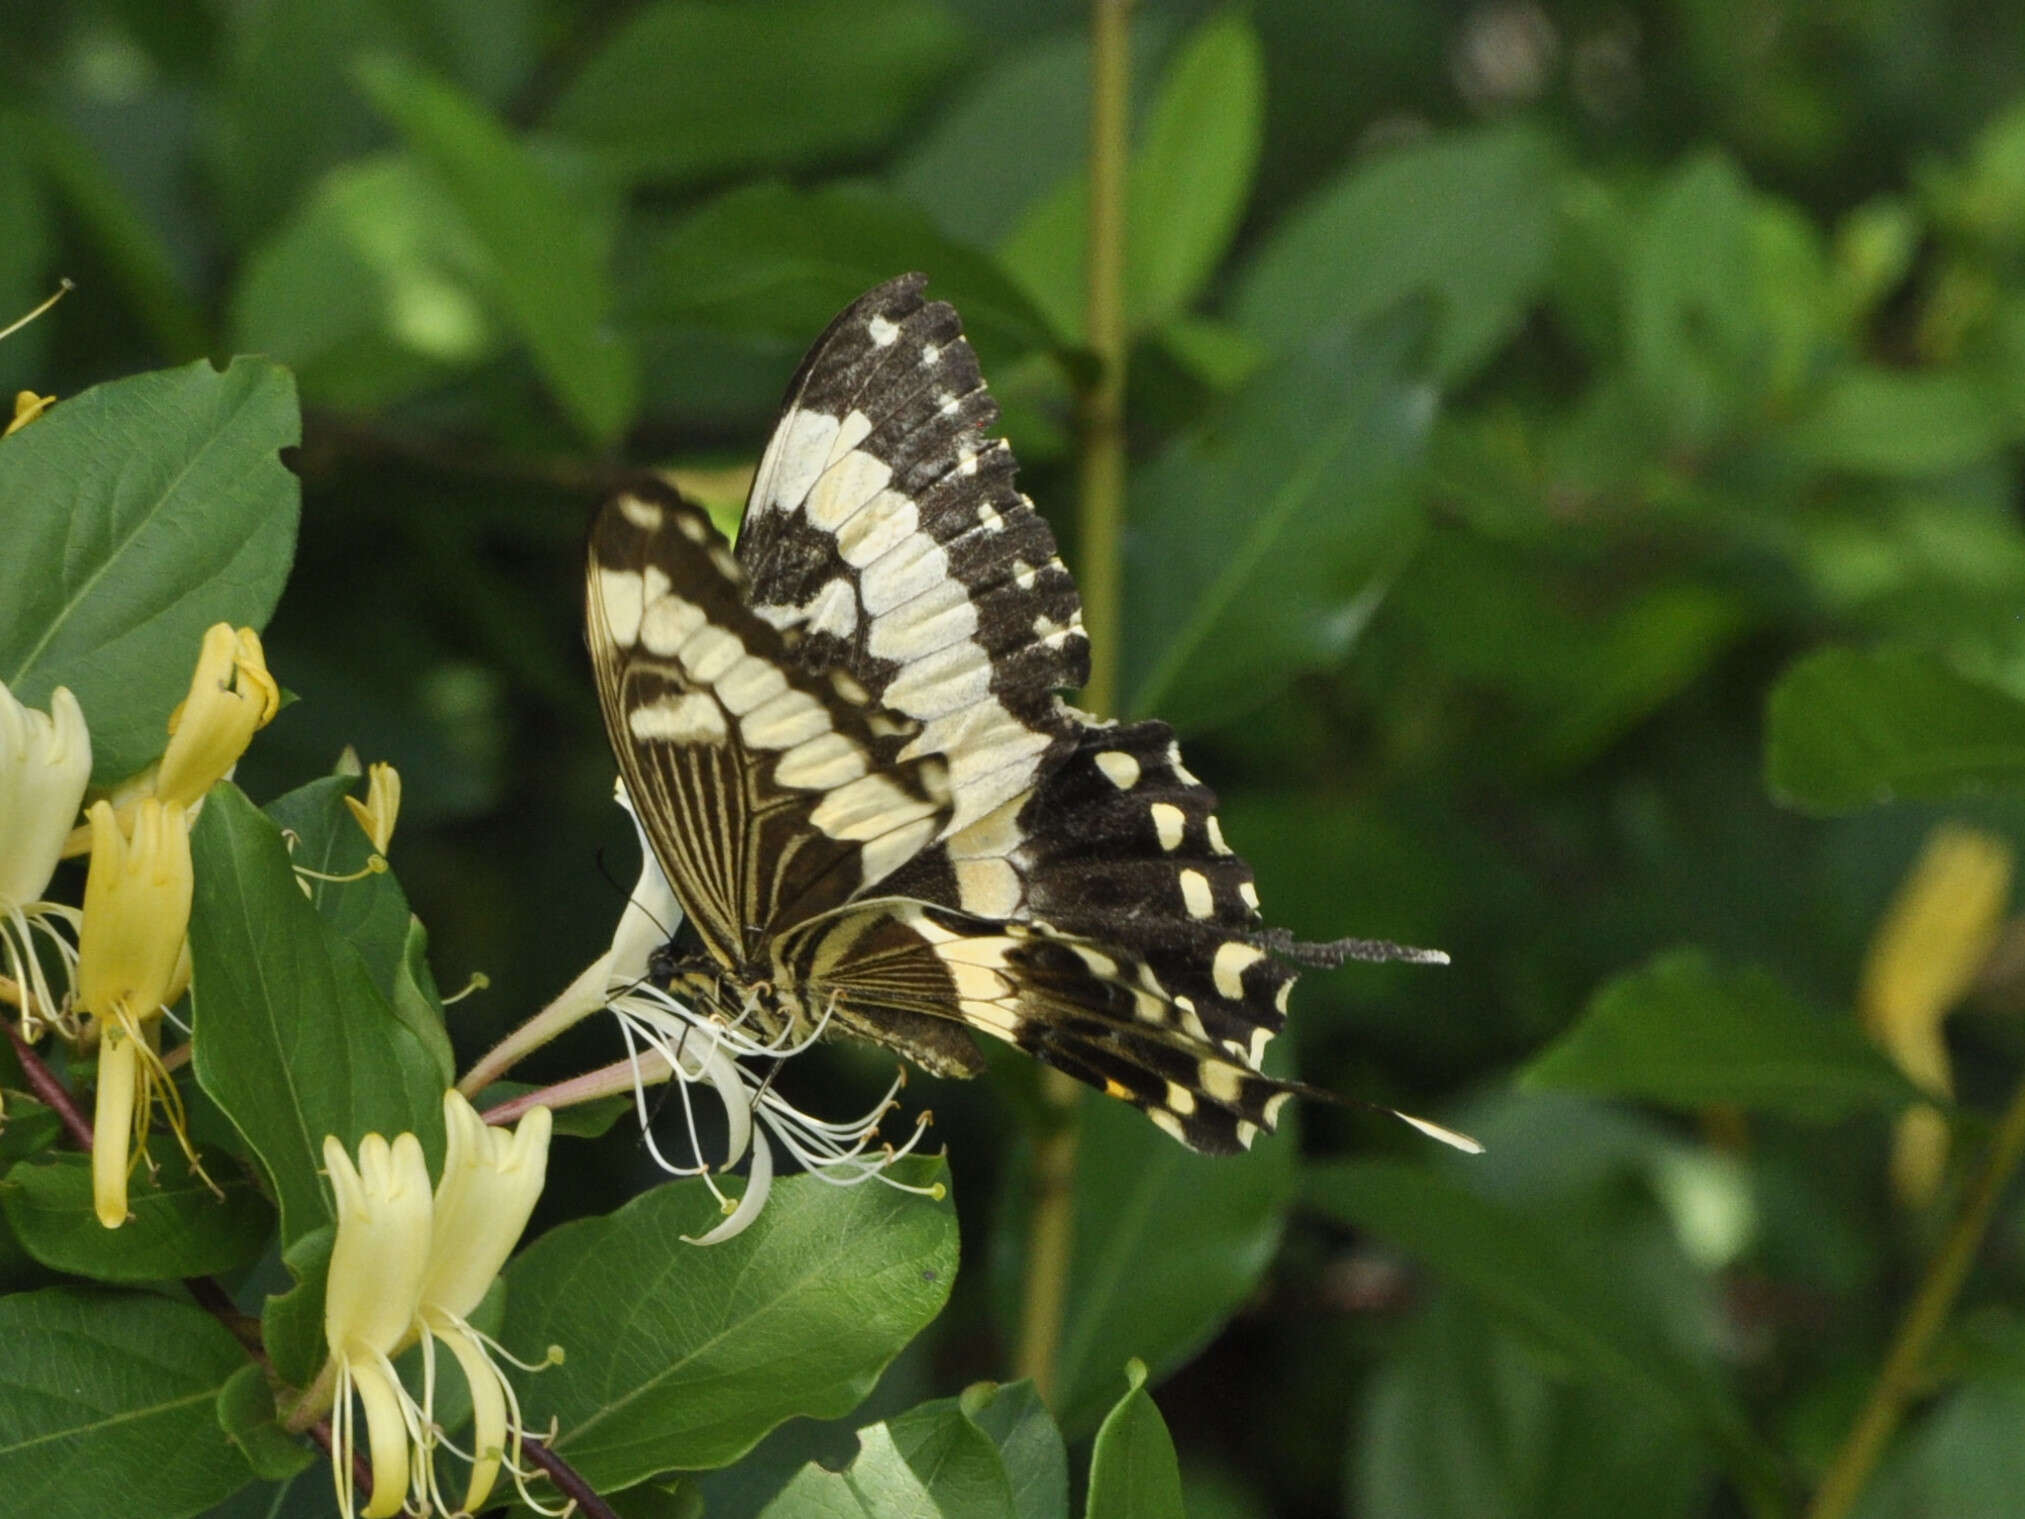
[586, 482, 953, 965]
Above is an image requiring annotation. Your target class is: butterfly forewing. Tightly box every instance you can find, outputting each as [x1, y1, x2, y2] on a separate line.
[586, 482, 953, 965]
[735, 274, 1089, 837]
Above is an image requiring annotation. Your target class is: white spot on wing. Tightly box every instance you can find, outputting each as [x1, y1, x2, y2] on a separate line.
[1150, 802, 1185, 851]
[774, 732, 867, 790]
[638, 595, 704, 656]
[1213, 941, 1266, 1000]
[595, 568, 645, 647]
[754, 409, 842, 518]
[741, 688, 830, 750]
[1094, 751, 1141, 790]
[1179, 868, 1214, 919]
[955, 856, 1022, 917]
[617, 494, 663, 530]
[678, 625, 743, 683]
[808, 448, 893, 531]
[630, 692, 727, 745]
[868, 314, 899, 346]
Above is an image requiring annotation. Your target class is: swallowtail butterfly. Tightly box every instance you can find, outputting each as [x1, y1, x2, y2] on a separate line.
[587, 275, 1459, 1155]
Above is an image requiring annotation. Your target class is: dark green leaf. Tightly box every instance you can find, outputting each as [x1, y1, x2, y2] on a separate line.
[504, 1163, 957, 1492]
[0, 359, 300, 783]
[634, 182, 1054, 368]
[188, 784, 446, 1248]
[357, 56, 635, 443]
[1234, 123, 1560, 380]
[545, 0, 963, 185]
[1305, 1161, 1780, 1504]
[1356, 1295, 1714, 1519]
[1085, 1361, 1183, 1519]
[0, 1092, 62, 1165]
[261, 1225, 333, 1389]
[2, 1140, 275, 1282]
[1766, 647, 2025, 813]
[216, 1364, 315, 1482]
[1521, 950, 1924, 1120]
[263, 774, 454, 1084]
[0, 1287, 255, 1519]
[1122, 306, 1434, 728]
[1022, 1093, 1295, 1437]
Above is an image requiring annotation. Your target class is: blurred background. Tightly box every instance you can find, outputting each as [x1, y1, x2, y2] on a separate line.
[10, 1, 2025, 1514]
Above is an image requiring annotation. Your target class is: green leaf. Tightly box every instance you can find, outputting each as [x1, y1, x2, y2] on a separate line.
[762, 1423, 944, 1518]
[1122, 306, 1435, 728]
[1624, 152, 1761, 445]
[216, 1365, 315, 1483]
[0, 1092, 62, 1165]
[230, 153, 505, 412]
[1356, 1295, 1714, 1519]
[965, 1383, 1068, 1519]
[1522, 950, 1924, 1120]
[1233, 123, 1560, 380]
[1025, 1093, 1295, 1437]
[1787, 369, 2009, 476]
[0, 1287, 256, 1519]
[263, 774, 454, 1084]
[1305, 1161, 1781, 1504]
[999, 10, 1264, 337]
[357, 56, 635, 444]
[1, 1140, 275, 1282]
[261, 1225, 334, 1389]
[889, 1393, 1024, 1518]
[633, 182, 1055, 368]
[189, 784, 446, 1248]
[1766, 647, 2025, 814]
[1085, 1361, 1183, 1519]
[544, 0, 963, 185]
[503, 1163, 957, 1493]
[0, 359, 300, 783]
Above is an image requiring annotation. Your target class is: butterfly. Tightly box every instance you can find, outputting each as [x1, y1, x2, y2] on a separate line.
[586, 275, 1464, 1155]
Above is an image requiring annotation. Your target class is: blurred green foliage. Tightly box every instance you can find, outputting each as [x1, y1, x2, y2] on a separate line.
[11, 1, 2025, 1515]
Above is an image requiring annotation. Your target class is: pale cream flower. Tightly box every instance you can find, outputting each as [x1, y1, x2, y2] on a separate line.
[344, 763, 401, 856]
[0, 682, 89, 1032]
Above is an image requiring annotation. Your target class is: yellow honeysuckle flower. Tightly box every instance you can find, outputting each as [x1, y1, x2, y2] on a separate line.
[5, 391, 53, 435]
[75, 799, 194, 1227]
[343, 763, 401, 856]
[0, 681, 90, 1033]
[157, 623, 280, 809]
[417, 1091, 554, 1514]
[324, 1131, 434, 1519]
[322, 1098, 560, 1519]
[1860, 822, 2014, 1209]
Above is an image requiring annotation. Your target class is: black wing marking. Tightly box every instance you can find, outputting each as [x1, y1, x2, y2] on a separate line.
[773, 900, 1311, 1153]
[886, 715, 1301, 1075]
[734, 273, 1089, 837]
[586, 480, 952, 966]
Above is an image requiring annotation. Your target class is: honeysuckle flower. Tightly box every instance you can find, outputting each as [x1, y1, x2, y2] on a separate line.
[344, 762, 401, 856]
[156, 623, 280, 809]
[322, 1100, 559, 1519]
[599, 781, 940, 1244]
[414, 1091, 555, 1515]
[325, 1131, 435, 1519]
[76, 798, 197, 1227]
[1861, 822, 2013, 1209]
[0, 682, 89, 1034]
[5, 391, 52, 435]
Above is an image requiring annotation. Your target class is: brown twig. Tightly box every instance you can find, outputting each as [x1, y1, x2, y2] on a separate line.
[4, 1017, 94, 1148]
[524, 1437, 623, 1519]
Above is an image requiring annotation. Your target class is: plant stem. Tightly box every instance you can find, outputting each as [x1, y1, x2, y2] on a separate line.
[1805, 1070, 2025, 1519]
[1015, 0, 1134, 1405]
[4, 1017, 94, 1148]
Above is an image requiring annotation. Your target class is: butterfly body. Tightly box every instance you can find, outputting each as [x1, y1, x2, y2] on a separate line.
[587, 275, 1442, 1155]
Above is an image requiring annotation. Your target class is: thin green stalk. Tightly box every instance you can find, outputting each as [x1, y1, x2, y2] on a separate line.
[1806, 1070, 2025, 1519]
[1014, 0, 1134, 1407]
